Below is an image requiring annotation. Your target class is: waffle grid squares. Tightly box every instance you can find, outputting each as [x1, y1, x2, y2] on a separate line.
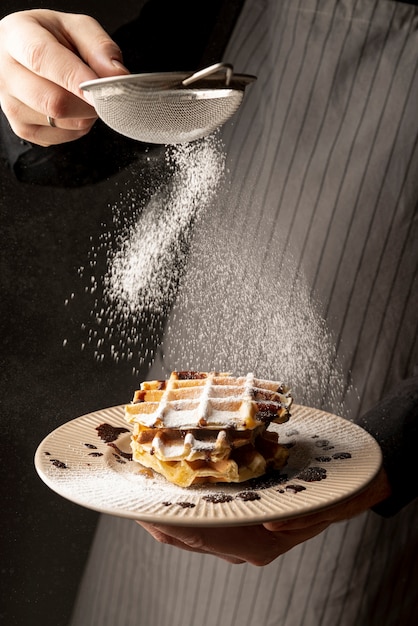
[125, 371, 292, 487]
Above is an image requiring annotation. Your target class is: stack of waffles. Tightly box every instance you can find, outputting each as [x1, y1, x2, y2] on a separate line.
[124, 371, 293, 487]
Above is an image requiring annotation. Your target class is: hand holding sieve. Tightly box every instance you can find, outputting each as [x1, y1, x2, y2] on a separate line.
[80, 63, 256, 145]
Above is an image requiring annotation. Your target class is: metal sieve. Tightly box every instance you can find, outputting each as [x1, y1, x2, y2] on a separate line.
[80, 63, 256, 144]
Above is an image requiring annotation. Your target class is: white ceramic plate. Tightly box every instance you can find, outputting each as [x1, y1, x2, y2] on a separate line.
[34, 404, 382, 527]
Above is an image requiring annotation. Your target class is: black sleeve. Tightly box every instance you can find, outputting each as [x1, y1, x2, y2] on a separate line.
[0, 107, 155, 187]
[355, 375, 418, 517]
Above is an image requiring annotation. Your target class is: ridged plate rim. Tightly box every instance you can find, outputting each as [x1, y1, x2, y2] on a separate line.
[34, 404, 382, 527]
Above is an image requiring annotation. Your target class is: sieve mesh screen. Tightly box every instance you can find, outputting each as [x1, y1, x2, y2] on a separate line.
[92, 89, 244, 144]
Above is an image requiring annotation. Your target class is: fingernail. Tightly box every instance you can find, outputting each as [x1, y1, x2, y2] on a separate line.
[111, 58, 129, 74]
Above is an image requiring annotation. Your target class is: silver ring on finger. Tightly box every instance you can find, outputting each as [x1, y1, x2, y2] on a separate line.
[47, 115, 56, 128]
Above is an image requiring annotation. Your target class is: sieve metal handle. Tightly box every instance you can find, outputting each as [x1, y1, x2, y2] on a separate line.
[182, 63, 233, 87]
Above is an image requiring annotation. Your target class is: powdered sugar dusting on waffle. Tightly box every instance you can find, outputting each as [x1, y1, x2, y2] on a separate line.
[125, 371, 292, 431]
[126, 371, 292, 486]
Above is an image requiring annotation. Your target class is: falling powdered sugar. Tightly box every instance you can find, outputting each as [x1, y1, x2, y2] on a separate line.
[105, 137, 225, 316]
[161, 201, 350, 416]
[72, 135, 226, 372]
[69, 131, 350, 416]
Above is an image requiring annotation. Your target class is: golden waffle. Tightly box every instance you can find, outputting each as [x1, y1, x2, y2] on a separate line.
[125, 371, 292, 487]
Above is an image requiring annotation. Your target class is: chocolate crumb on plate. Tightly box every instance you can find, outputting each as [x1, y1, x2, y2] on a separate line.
[203, 493, 234, 504]
[235, 491, 261, 501]
[333, 452, 352, 460]
[96, 423, 129, 444]
[297, 466, 327, 482]
[49, 459, 68, 469]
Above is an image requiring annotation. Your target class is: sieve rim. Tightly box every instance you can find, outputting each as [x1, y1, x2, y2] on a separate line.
[86, 88, 242, 102]
[80, 71, 256, 94]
